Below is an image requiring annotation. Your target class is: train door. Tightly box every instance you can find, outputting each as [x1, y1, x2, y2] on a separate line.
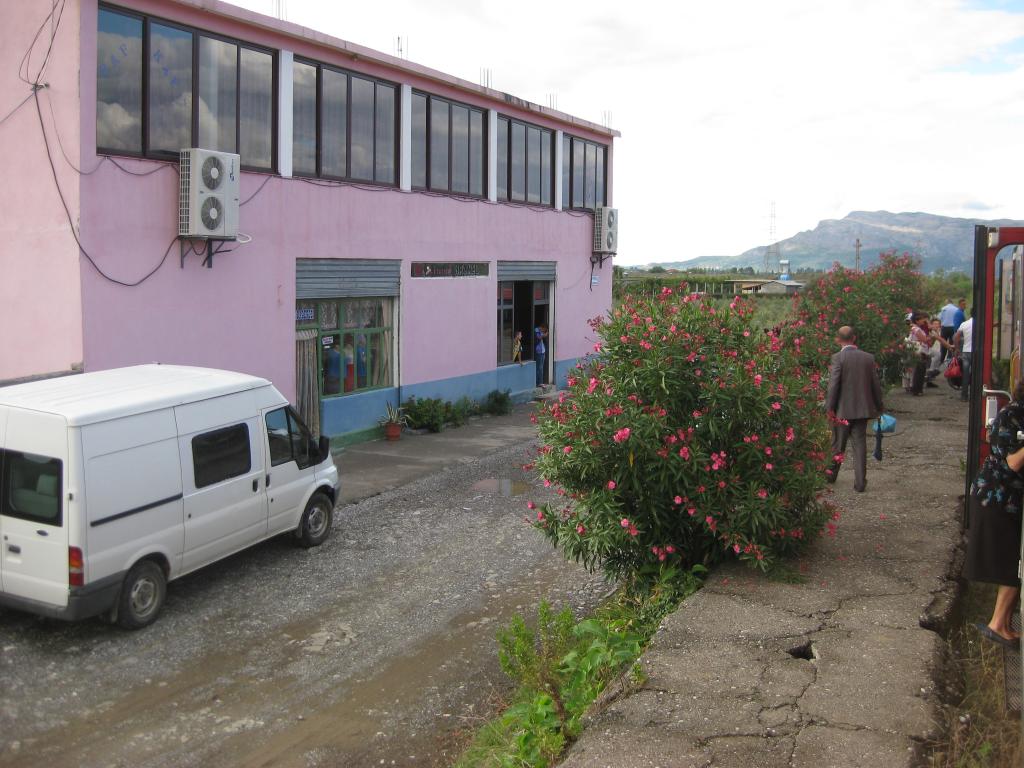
[968, 225, 1024, 721]
[966, 226, 1024, 484]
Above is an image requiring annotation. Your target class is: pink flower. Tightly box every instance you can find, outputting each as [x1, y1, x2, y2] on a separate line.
[754, 374, 763, 386]
[607, 480, 617, 490]
[785, 427, 795, 442]
[673, 495, 683, 505]
[679, 446, 691, 460]
[666, 545, 675, 554]
[593, 343, 602, 352]
[771, 402, 782, 411]
[629, 526, 639, 536]
[733, 544, 741, 554]
[576, 524, 586, 534]
[687, 507, 696, 516]
[527, 501, 536, 510]
[764, 447, 772, 456]
[757, 488, 768, 499]
[621, 518, 630, 528]
[543, 479, 552, 487]
[563, 445, 573, 454]
[613, 427, 631, 443]
[536, 510, 545, 521]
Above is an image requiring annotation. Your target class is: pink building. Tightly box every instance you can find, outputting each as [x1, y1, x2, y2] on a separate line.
[1, 0, 617, 441]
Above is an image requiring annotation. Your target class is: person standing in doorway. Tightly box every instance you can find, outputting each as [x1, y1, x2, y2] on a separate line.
[826, 325, 885, 492]
[965, 381, 1024, 648]
[954, 308, 974, 403]
[534, 325, 548, 388]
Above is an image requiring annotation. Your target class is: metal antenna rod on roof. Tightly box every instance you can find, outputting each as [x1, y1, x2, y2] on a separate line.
[479, 68, 492, 88]
[602, 110, 612, 127]
[272, 0, 286, 20]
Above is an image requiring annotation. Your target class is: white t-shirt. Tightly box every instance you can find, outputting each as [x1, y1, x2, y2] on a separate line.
[958, 317, 974, 353]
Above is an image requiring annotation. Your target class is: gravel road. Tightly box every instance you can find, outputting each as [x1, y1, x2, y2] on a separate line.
[0, 439, 606, 767]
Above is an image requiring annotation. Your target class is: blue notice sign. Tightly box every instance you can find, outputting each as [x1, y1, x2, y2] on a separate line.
[296, 307, 315, 322]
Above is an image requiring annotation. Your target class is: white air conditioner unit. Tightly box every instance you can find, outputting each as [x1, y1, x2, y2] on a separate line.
[593, 207, 618, 255]
[179, 148, 240, 239]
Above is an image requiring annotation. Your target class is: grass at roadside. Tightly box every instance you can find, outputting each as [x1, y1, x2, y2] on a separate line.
[928, 581, 1022, 768]
[452, 565, 705, 768]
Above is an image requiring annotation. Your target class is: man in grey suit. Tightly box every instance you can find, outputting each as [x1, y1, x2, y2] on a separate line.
[826, 326, 885, 492]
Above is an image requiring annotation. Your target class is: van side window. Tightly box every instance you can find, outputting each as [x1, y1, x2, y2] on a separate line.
[191, 424, 251, 489]
[1, 450, 63, 526]
[265, 407, 314, 468]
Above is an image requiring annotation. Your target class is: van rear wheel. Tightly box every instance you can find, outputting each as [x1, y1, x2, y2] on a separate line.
[117, 560, 166, 629]
[298, 493, 333, 548]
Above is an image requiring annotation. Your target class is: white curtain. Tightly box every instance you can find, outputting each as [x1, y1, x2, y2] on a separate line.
[295, 329, 320, 436]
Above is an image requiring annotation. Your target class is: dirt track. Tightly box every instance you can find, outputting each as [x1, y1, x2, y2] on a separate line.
[0, 439, 605, 767]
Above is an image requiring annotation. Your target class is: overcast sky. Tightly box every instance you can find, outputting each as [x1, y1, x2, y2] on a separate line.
[228, 0, 1024, 265]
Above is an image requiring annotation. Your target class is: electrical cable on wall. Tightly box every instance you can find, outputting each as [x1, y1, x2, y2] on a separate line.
[19, 0, 602, 287]
[34, 89, 176, 287]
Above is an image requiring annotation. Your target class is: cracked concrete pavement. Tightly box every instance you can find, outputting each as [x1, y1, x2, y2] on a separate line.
[562, 387, 967, 768]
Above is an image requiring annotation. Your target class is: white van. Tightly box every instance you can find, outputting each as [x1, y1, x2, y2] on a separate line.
[0, 365, 339, 629]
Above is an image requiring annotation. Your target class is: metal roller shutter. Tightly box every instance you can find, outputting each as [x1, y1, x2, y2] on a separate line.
[496, 261, 556, 282]
[296, 259, 402, 299]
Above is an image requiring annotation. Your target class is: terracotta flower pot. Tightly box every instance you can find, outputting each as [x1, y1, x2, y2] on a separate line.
[383, 422, 402, 441]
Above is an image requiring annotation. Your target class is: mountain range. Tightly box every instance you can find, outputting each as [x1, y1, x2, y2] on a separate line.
[644, 211, 1024, 274]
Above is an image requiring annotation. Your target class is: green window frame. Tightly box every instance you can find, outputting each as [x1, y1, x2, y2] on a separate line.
[296, 298, 395, 397]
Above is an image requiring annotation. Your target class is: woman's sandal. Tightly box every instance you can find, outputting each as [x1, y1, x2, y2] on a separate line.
[974, 622, 1020, 650]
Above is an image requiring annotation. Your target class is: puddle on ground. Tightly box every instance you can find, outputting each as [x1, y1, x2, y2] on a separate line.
[470, 478, 530, 497]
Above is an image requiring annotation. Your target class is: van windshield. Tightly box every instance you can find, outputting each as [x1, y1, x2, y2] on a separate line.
[1, 450, 63, 526]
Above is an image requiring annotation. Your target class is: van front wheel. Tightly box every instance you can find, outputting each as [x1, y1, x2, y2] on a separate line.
[117, 560, 166, 629]
[298, 493, 333, 548]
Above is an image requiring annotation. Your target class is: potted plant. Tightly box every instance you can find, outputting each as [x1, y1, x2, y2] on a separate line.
[380, 402, 407, 441]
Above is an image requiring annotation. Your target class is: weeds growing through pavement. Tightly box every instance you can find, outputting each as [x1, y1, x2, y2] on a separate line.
[928, 581, 1022, 768]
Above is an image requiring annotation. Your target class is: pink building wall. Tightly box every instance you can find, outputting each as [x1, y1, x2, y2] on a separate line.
[5, 0, 615, 407]
[0, 0, 84, 381]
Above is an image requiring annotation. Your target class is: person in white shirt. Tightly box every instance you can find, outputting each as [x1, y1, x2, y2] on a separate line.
[954, 310, 974, 403]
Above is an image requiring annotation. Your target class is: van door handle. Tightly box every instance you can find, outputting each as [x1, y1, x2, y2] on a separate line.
[266, 474, 271, 487]
[252, 479, 259, 492]
[36, 530, 49, 537]
[7, 545, 21, 554]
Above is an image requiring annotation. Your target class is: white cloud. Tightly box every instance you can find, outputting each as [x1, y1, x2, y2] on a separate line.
[227, 0, 1024, 264]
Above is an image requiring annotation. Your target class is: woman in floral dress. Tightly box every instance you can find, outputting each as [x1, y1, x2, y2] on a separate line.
[966, 380, 1024, 647]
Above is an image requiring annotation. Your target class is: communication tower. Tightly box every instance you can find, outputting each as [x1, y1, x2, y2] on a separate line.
[765, 201, 781, 274]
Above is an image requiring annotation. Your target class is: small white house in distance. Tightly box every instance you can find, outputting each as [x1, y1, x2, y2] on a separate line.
[0, 365, 338, 628]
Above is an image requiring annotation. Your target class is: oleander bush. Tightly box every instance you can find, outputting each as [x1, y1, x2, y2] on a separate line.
[529, 287, 836, 580]
[789, 251, 927, 386]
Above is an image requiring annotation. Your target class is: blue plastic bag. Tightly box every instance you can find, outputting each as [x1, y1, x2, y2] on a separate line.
[871, 413, 897, 434]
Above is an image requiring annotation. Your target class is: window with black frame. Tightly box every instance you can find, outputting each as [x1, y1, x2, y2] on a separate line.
[97, 5, 275, 169]
[563, 134, 607, 211]
[291, 59, 397, 185]
[495, 116, 553, 205]
[411, 92, 485, 196]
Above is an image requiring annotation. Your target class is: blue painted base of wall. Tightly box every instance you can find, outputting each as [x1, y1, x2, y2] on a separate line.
[319, 358, 583, 440]
[321, 387, 398, 437]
